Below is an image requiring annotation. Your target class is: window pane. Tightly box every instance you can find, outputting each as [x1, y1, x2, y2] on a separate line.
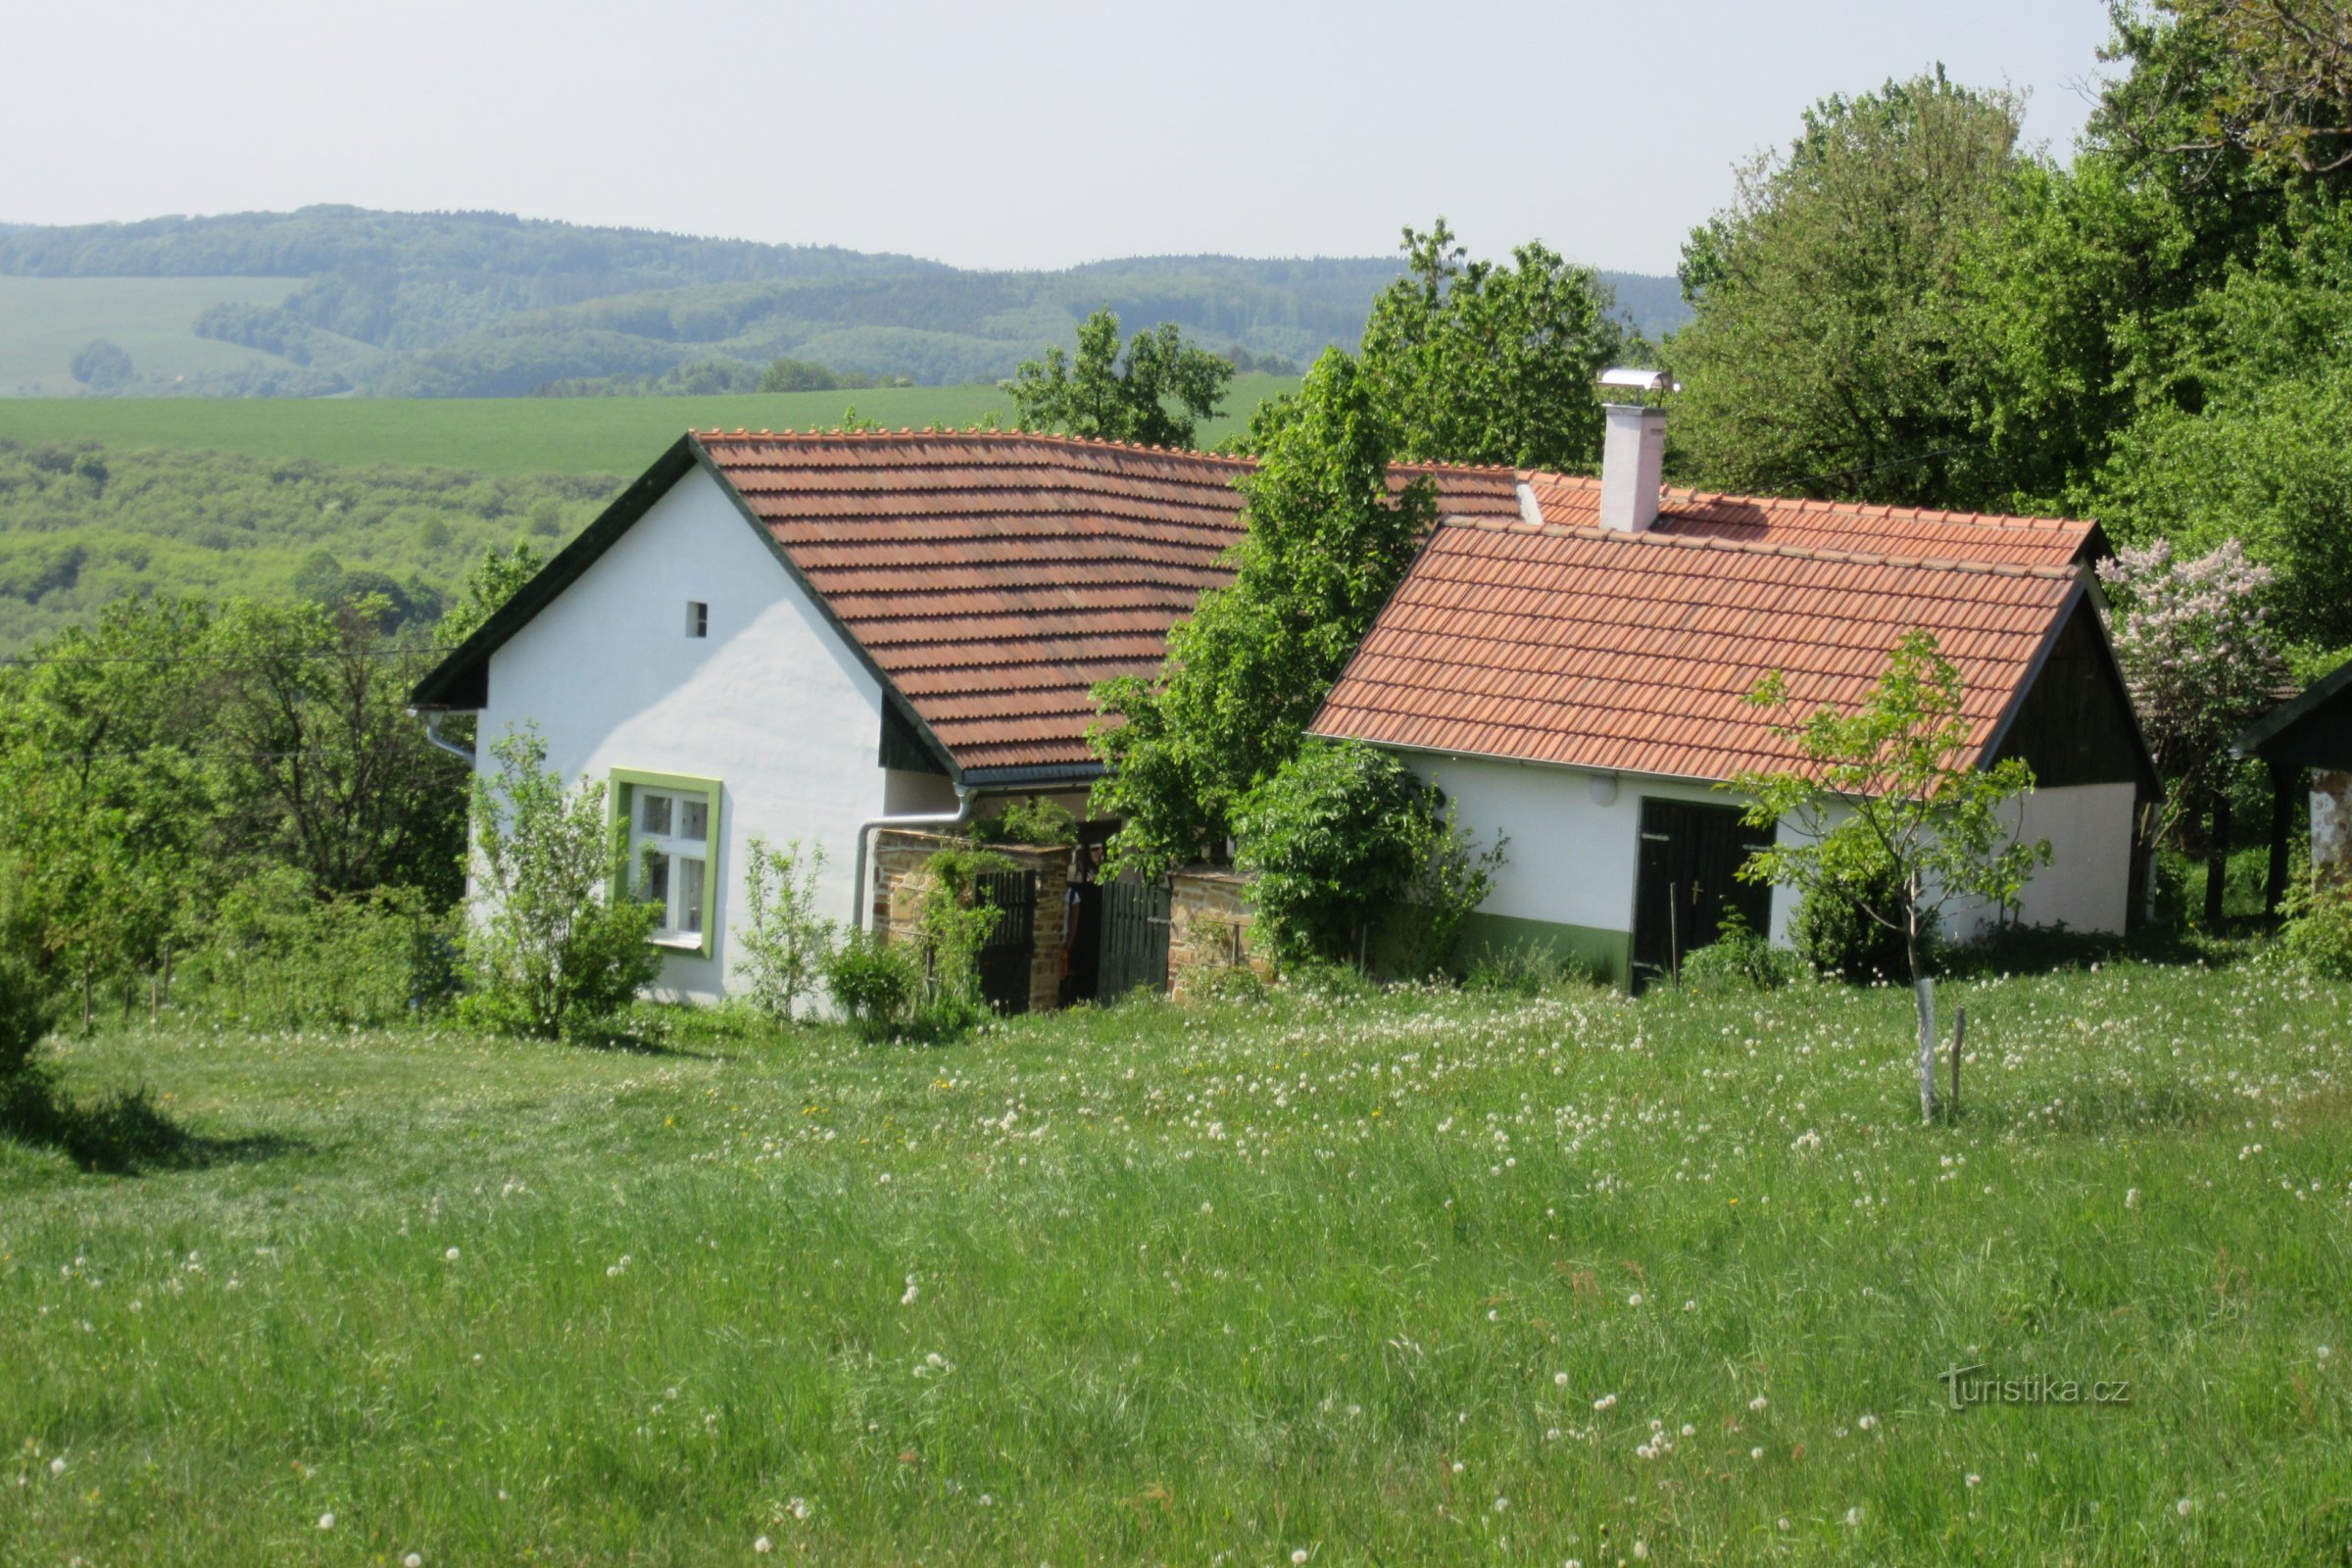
[645, 853, 669, 909]
[678, 799, 709, 843]
[640, 794, 672, 836]
[678, 858, 705, 933]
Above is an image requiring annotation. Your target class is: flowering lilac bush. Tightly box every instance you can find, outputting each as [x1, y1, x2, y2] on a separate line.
[2095, 539, 2288, 850]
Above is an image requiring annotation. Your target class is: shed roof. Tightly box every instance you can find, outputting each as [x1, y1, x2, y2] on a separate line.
[2234, 656, 2352, 770]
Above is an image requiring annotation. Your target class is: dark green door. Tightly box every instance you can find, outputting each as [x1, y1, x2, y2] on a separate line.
[1097, 877, 1170, 999]
[1632, 799, 1774, 991]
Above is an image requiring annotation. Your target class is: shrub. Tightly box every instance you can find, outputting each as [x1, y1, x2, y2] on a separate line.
[977, 796, 1079, 847]
[1461, 940, 1602, 997]
[907, 845, 1011, 1033]
[183, 869, 457, 1029]
[459, 730, 664, 1039]
[1676, 911, 1805, 994]
[2280, 877, 2352, 979]
[1237, 740, 1503, 974]
[0, 950, 56, 1077]
[823, 930, 919, 1040]
[733, 836, 836, 1025]
[1788, 868, 1930, 983]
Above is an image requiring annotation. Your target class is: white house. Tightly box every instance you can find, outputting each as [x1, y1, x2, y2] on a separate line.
[1310, 397, 2160, 989]
[409, 427, 1532, 1003]
[414, 402, 2156, 1004]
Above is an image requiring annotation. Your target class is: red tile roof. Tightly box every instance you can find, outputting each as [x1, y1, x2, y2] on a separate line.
[1310, 517, 2085, 783]
[1514, 472, 2099, 568]
[696, 429, 1523, 774]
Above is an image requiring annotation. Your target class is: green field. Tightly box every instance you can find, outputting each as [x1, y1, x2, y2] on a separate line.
[0, 375, 1299, 477]
[3, 964, 2346, 1563]
[0, 276, 306, 396]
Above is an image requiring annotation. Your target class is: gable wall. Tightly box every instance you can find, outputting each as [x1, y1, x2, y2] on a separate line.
[477, 466, 897, 1002]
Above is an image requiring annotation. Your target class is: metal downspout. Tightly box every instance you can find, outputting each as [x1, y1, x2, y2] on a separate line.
[852, 785, 974, 932]
[414, 710, 477, 766]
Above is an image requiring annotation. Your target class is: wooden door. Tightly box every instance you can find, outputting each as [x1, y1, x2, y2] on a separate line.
[1631, 799, 1775, 991]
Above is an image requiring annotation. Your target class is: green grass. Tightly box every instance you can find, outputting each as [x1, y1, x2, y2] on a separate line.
[4, 965, 2347, 1564]
[0, 276, 306, 396]
[0, 375, 1299, 476]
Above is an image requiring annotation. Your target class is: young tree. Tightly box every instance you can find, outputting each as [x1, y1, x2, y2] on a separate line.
[460, 729, 662, 1039]
[2094, 538, 2289, 922]
[438, 540, 548, 647]
[1090, 349, 1435, 873]
[1008, 308, 1234, 447]
[1729, 629, 2050, 1123]
[732, 836, 836, 1024]
[1670, 70, 2029, 507]
[1357, 219, 1627, 471]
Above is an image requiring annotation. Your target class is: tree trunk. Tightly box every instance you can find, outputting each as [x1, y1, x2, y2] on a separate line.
[2205, 786, 2233, 929]
[1908, 912, 1936, 1125]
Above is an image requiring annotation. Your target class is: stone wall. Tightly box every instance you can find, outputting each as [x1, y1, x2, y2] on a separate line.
[1167, 866, 1270, 1000]
[872, 830, 1071, 1014]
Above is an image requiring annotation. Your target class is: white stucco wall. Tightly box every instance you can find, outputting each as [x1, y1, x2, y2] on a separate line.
[475, 466, 903, 1002]
[1396, 753, 1801, 942]
[1941, 781, 2137, 941]
[1396, 754, 2133, 952]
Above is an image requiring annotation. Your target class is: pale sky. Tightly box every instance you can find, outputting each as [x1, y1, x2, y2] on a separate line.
[2, 0, 2119, 277]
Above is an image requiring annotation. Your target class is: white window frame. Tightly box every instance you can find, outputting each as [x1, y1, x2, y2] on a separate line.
[611, 770, 721, 955]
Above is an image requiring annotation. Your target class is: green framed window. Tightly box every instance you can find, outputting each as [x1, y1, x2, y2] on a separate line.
[610, 769, 722, 956]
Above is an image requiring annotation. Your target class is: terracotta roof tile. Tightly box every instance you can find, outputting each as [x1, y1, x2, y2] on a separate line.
[696, 430, 1522, 773]
[1514, 471, 2097, 567]
[1311, 518, 2082, 784]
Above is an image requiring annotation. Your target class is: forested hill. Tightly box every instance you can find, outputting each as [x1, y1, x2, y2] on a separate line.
[0, 207, 1690, 397]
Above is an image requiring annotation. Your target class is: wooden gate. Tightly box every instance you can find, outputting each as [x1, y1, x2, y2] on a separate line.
[1097, 877, 1170, 999]
[1631, 799, 1774, 992]
[975, 869, 1036, 1015]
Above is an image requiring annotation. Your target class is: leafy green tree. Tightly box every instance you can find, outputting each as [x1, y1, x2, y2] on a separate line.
[1090, 350, 1435, 874]
[204, 597, 467, 903]
[0, 600, 219, 1024]
[459, 729, 662, 1039]
[1008, 308, 1234, 447]
[1357, 219, 1626, 469]
[1670, 71, 2029, 505]
[1728, 629, 2050, 1123]
[438, 541, 547, 646]
[291, 550, 346, 606]
[68, 340, 133, 392]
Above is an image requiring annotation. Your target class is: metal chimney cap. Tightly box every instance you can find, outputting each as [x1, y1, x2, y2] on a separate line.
[1596, 367, 1679, 394]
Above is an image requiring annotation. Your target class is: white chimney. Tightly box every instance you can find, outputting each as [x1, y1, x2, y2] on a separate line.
[1595, 368, 1672, 533]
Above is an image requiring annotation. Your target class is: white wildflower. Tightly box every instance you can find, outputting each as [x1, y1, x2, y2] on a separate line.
[755, 1538, 773, 1554]
[318, 1513, 335, 1530]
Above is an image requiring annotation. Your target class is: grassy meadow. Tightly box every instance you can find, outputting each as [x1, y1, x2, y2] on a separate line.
[0, 277, 306, 396]
[0, 375, 1299, 477]
[2, 962, 2347, 1564]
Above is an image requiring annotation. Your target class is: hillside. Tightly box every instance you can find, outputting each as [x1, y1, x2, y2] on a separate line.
[0, 207, 1691, 397]
[0, 377, 1296, 653]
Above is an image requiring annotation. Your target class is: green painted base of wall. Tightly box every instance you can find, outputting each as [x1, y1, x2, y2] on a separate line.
[1454, 911, 1634, 992]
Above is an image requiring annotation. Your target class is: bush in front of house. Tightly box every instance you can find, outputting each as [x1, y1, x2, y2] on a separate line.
[1788, 865, 1931, 983]
[176, 867, 457, 1030]
[460, 730, 664, 1040]
[822, 930, 919, 1040]
[1675, 910, 1806, 994]
[1236, 740, 1504, 976]
[2280, 876, 2352, 979]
